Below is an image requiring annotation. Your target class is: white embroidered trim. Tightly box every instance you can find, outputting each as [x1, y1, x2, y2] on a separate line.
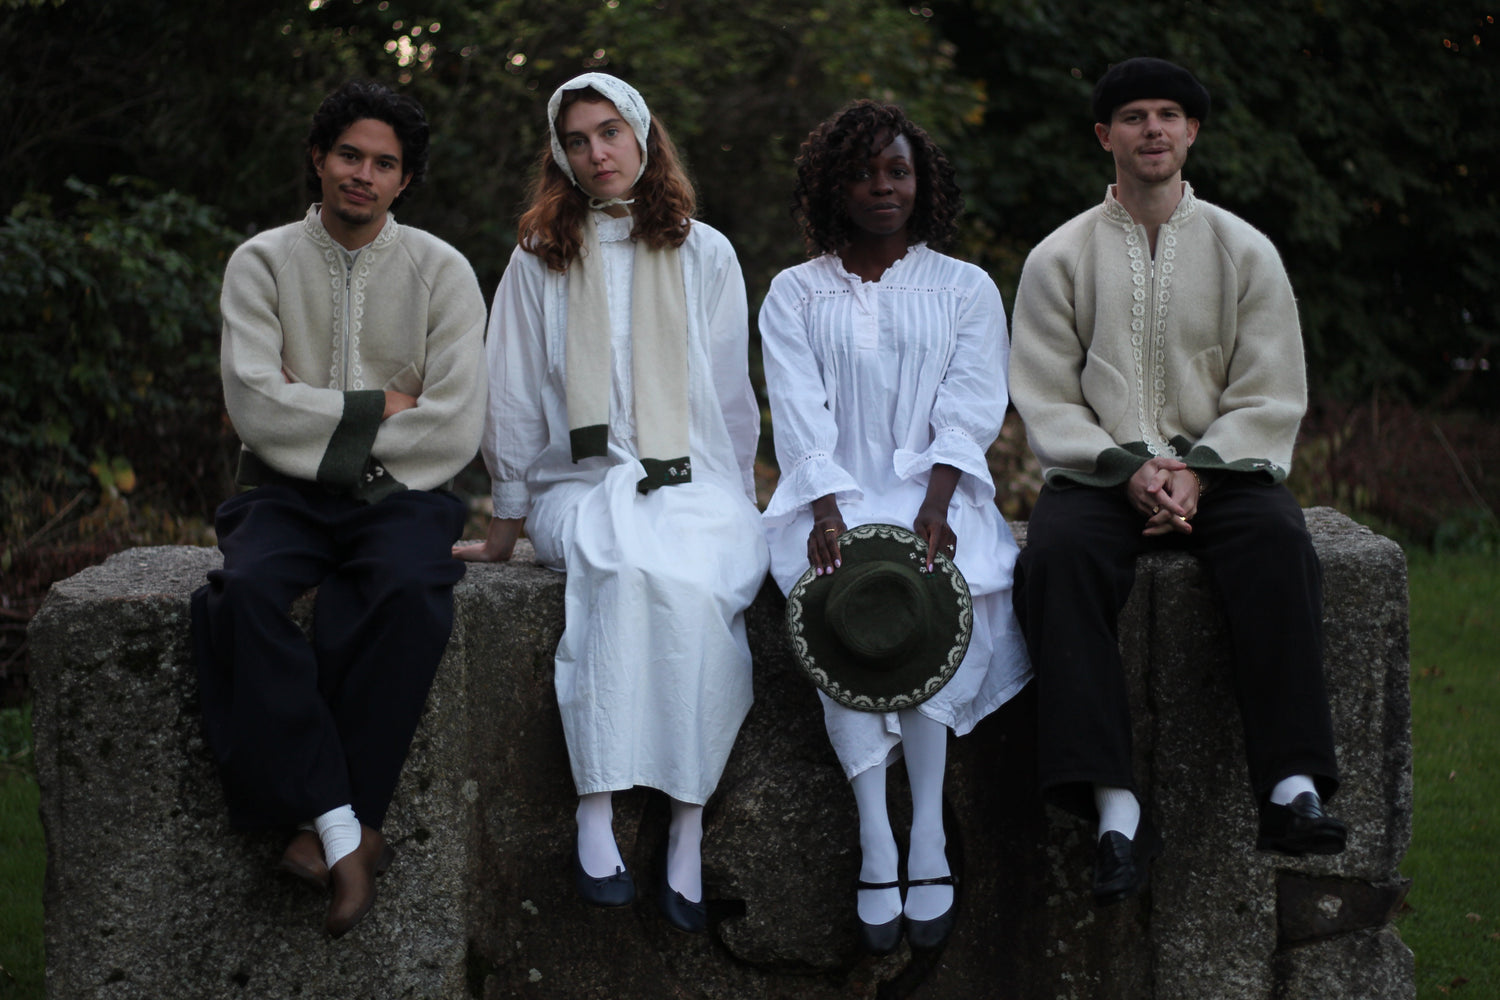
[302, 207, 401, 390]
[1108, 187, 1200, 459]
[323, 246, 345, 389]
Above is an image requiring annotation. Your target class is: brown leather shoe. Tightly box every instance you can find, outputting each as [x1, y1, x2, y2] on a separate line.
[277, 829, 330, 890]
[325, 825, 395, 938]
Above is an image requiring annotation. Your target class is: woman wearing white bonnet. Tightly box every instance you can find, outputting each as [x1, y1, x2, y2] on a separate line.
[456, 72, 768, 935]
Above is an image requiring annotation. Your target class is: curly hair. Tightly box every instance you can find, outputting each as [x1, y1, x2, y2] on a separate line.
[304, 80, 429, 211]
[792, 100, 961, 256]
[517, 87, 697, 273]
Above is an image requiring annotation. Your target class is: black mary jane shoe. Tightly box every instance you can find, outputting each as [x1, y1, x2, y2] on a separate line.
[573, 848, 635, 908]
[903, 873, 958, 951]
[1257, 791, 1348, 856]
[657, 871, 707, 933]
[1092, 819, 1162, 907]
[855, 878, 904, 956]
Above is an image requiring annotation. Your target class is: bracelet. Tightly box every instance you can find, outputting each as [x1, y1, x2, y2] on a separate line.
[1189, 468, 1207, 495]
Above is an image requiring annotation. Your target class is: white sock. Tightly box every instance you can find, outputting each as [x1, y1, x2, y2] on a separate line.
[314, 805, 362, 869]
[899, 709, 953, 922]
[666, 799, 703, 903]
[850, 763, 902, 925]
[1094, 785, 1140, 841]
[1270, 774, 1318, 806]
[576, 791, 625, 878]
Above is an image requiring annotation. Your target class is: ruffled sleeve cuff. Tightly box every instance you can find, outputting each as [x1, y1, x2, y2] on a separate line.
[893, 426, 996, 506]
[492, 479, 532, 520]
[762, 450, 863, 522]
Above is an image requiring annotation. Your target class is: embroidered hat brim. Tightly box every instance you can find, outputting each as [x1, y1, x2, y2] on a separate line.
[786, 523, 973, 712]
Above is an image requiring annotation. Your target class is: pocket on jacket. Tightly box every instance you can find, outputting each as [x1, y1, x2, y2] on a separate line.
[1080, 353, 1129, 438]
[1175, 346, 1226, 436]
[383, 363, 424, 397]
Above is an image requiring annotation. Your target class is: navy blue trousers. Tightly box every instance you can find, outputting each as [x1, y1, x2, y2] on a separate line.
[191, 483, 466, 830]
[1012, 478, 1339, 820]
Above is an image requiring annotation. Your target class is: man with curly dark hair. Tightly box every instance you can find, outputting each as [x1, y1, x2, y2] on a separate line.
[190, 80, 486, 938]
[761, 100, 1031, 955]
[1009, 57, 1345, 908]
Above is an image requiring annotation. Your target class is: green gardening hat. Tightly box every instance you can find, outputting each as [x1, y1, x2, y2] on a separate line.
[785, 523, 972, 712]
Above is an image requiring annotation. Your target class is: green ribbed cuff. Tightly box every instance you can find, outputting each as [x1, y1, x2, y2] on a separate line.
[317, 390, 385, 489]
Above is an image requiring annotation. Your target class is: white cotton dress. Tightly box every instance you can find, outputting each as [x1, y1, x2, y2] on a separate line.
[760, 244, 1033, 779]
[482, 212, 770, 805]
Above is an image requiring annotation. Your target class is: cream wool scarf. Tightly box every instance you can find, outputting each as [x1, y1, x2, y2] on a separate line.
[565, 211, 692, 492]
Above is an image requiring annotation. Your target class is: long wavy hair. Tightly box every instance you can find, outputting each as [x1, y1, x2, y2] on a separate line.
[792, 100, 961, 256]
[517, 87, 697, 272]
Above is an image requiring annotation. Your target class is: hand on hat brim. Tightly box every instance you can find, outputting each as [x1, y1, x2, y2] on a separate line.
[808, 494, 846, 576]
[914, 464, 961, 571]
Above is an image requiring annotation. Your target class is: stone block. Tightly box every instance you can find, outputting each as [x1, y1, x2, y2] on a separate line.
[28, 508, 1413, 999]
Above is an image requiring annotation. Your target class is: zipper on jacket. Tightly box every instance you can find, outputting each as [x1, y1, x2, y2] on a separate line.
[341, 264, 353, 389]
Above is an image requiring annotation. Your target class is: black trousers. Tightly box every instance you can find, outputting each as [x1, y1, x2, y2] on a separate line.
[191, 483, 466, 831]
[1012, 478, 1339, 820]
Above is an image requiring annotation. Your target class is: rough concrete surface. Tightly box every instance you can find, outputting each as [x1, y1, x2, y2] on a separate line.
[28, 509, 1413, 999]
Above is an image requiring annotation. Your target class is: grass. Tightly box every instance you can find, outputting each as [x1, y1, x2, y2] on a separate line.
[0, 703, 44, 1000]
[0, 552, 1492, 999]
[1399, 548, 1500, 998]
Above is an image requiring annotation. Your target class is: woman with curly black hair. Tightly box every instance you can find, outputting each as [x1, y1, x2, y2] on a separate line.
[760, 100, 1032, 954]
[456, 74, 768, 934]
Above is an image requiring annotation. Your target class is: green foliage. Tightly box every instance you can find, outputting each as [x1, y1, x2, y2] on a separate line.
[270, 0, 973, 298]
[1292, 402, 1499, 548]
[928, 0, 1500, 406]
[0, 704, 33, 779]
[0, 177, 240, 518]
[0, 0, 968, 303]
[0, 705, 43, 1000]
[1432, 507, 1500, 556]
[6, 0, 1494, 408]
[1400, 550, 1500, 999]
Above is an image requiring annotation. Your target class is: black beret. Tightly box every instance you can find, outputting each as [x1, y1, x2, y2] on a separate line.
[1092, 57, 1211, 125]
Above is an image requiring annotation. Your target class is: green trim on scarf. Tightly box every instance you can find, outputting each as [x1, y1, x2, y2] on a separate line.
[637, 456, 693, 493]
[570, 424, 609, 461]
[564, 211, 692, 492]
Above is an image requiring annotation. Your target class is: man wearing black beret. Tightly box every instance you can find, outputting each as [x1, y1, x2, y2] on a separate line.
[1008, 57, 1347, 906]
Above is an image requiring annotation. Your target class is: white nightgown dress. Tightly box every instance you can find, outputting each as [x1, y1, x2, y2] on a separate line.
[482, 212, 769, 804]
[760, 244, 1032, 778]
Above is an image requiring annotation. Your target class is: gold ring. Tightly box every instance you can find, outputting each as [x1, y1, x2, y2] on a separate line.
[823, 528, 838, 535]
[1151, 505, 1161, 515]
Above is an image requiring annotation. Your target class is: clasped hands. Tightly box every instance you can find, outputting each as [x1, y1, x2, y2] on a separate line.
[1127, 456, 1201, 537]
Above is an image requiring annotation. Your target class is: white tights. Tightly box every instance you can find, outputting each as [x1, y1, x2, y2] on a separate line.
[575, 790, 704, 903]
[850, 709, 954, 924]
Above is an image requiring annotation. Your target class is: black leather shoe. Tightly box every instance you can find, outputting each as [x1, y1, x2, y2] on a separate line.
[1092, 819, 1161, 906]
[573, 848, 635, 908]
[855, 879, 904, 956]
[903, 874, 958, 951]
[657, 871, 707, 933]
[1257, 791, 1348, 856]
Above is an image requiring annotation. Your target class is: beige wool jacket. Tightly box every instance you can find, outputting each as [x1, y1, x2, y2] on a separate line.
[1010, 183, 1307, 489]
[219, 206, 487, 503]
